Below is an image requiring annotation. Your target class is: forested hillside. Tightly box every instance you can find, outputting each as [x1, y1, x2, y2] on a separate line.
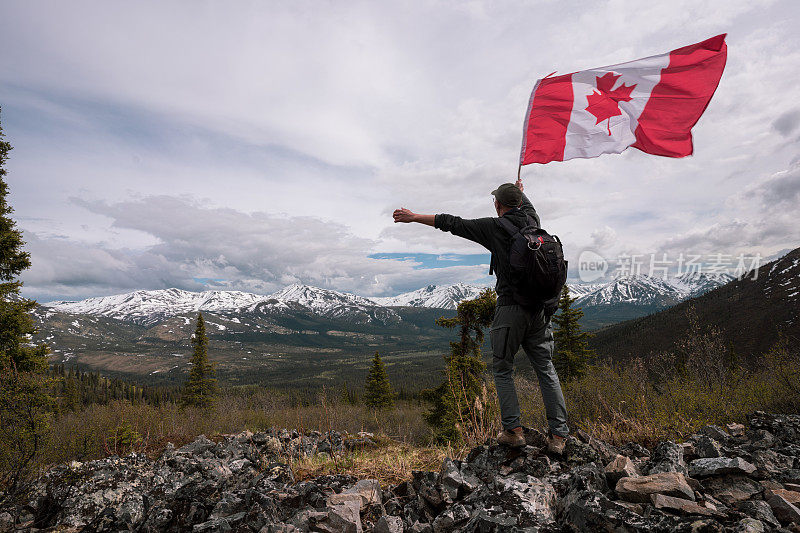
[591, 247, 800, 363]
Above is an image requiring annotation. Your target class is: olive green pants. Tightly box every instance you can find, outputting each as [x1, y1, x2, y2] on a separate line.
[490, 304, 569, 437]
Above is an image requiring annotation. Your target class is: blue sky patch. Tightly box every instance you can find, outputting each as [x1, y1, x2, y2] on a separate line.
[369, 253, 490, 270]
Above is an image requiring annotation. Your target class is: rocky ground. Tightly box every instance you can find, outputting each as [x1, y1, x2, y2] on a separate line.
[2, 412, 800, 532]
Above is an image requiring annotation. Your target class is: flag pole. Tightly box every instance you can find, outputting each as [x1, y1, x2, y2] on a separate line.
[517, 163, 522, 181]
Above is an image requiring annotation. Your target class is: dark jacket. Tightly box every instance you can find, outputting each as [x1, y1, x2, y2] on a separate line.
[434, 193, 540, 308]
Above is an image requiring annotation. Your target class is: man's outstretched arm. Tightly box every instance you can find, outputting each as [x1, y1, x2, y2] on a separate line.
[393, 208, 435, 226]
[393, 208, 494, 249]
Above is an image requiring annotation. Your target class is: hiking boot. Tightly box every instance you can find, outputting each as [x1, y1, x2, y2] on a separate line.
[547, 434, 567, 455]
[497, 429, 525, 448]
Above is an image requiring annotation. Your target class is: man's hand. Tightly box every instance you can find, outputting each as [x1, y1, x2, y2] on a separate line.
[393, 209, 436, 227]
[515, 177, 524, 192]
[393, 208, 417, 223]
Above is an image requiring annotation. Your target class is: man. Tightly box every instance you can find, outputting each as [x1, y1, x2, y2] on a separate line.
[392, 179, 568, 453]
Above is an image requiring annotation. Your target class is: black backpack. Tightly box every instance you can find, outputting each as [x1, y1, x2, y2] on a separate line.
[496, 216, 568, 310]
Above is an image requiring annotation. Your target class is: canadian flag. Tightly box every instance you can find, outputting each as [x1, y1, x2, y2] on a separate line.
[519, 34, 727, 165]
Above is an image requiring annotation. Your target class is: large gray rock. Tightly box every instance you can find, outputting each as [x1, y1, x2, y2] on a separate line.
[439, 458, 463, 501]
[689, 457, 757, 477]
[752, 449, 795, 478]
[694, 435, 723, 459]
[494, 473, 557, 522]
[650, 493, 722, 517]
[736, 500, 780, 528]
[373, 515, 403, 533]
[604, 454, 638, 486]
[317, 498, 362, 533]
[343, 479, 382, 510]
[700, 425, 731, 442]
[703, 475, 763, 505]
[615, 472, 695, 503]
[645, 441, 687, 475]
[575, 429, 619, 464]
[767, 493, 800, 526]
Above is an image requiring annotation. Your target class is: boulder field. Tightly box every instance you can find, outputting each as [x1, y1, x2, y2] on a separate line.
[2, 412, 800, 532]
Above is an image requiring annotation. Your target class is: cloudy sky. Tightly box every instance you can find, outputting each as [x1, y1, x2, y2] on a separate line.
[1, 0, 799, 301]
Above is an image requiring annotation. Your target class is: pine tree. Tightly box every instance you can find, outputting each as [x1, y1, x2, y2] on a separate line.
[363, 351, 394, 409]
[340, 381, 358, 405]
[422, 289, 496, 443]
[551, 285, 595, 381]
[62, 368, 81, 412]
[0, 107, 52, 498]
[180, 313, 217, 408]
[0, 109, 48, 373]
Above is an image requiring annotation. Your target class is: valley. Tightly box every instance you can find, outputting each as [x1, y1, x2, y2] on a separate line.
[33, 272, 740, 390]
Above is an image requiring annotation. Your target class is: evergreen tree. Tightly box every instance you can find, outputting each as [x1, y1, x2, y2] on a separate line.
[0, 108, 47, 374]
[0, 107, 51, 498]
[62, 368, 81, 412]
[180, 312, 217, 408]
[422, 289, 496, 443]
[340, 381, 358, 405]
[551, 285, 595, 381]
[363, 351, 394, 409]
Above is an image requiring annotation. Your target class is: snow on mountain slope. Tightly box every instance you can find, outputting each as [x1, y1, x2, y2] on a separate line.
[370, 283, 488, 310]
[252, 284, 400, 325]
[565, 283, 605, 299]
[268, 284, 379, 312]
[574, 273, 733, 307]
[46, 289, 268, 326]
[764, 252, 800, 305]
[670, 272, 735, 298]
[46, 284, 399, 326]
[575, 276, 685, 307]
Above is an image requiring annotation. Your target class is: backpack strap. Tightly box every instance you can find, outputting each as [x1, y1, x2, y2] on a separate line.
[496, 217, 520, 236]
[491, 215, 541, 275]
[497, 215, 539, 235]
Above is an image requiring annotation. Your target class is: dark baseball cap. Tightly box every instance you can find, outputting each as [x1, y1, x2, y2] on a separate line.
[491, 183, 522, 207]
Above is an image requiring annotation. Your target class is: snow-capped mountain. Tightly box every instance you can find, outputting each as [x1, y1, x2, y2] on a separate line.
[43, 273, 735, 327]
[267, 284, 379, 312]
[253, 284, 400, 325]
[574, 273, 734, 308]
[370, 283, 488, 310]
[670, 272, 736, 298]
[46, 289, 269, 326]
[565, 283, 605, 299]
[575, 276, 685, 307]
[46, 284, 401, 327]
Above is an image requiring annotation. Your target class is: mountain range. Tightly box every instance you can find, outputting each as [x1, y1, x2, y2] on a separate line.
[34, 271, 739, 388]
[46, 273, 733, 327]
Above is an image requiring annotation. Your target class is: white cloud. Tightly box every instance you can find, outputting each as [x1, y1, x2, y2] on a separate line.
[1, 0, 799, 299]
[21, 196, 491, 300]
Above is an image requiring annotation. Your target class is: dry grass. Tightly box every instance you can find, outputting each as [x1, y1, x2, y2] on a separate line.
[292, 437, 466, 486]
[515, 339, 800, 446]
[39, 391, 433, 468]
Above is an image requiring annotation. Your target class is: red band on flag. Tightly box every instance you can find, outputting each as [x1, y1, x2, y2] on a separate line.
[632, 34, 727, 157]
[519, 73, 574, 165]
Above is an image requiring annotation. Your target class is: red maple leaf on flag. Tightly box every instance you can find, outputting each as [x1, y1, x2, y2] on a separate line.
[585, 72, 637, 135]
